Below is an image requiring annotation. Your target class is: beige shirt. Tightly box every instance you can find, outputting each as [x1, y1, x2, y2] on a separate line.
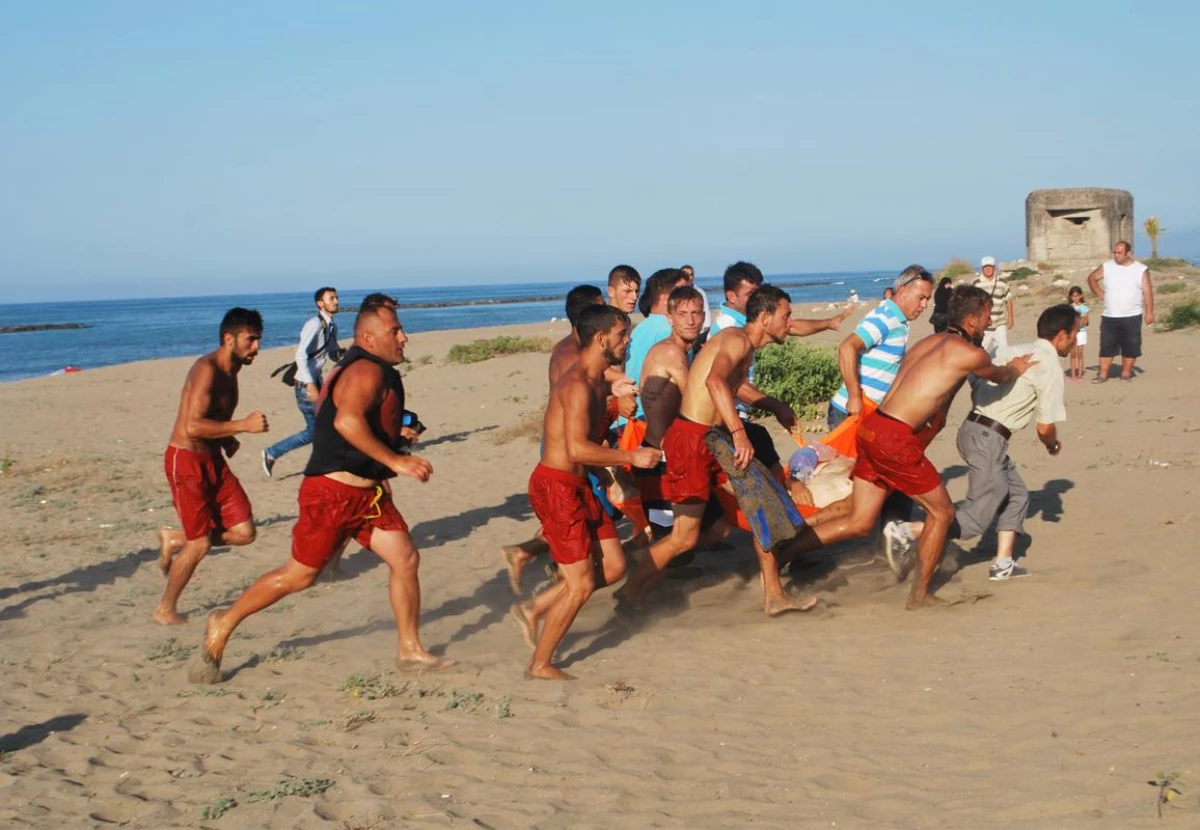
[972, 338, 1066, 432]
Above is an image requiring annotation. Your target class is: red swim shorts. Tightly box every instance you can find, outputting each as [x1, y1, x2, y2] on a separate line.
[528, 464, 617, 565]
[164, 445, 253, 541]
[291, 475, 409, 569]
[661, 417, 726, 505]
[852, 410, 943, 496]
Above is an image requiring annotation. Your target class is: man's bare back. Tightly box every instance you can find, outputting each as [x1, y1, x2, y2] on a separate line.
[548, 335, 581, 389]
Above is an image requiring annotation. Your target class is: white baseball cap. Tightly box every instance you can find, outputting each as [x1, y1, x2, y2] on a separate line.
[980, 256, 996, 267]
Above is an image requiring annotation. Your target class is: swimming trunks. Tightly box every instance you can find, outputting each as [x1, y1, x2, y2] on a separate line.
[706, 429, 805, 552]
[852, 410, 942, 496]
[528, 464, 617, 565]
[291, 475, 409, 569]
[661, 417, 726, 504]
[164, 445, 252, 541]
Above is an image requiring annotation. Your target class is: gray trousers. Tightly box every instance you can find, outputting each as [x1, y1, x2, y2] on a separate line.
[950, 419, 1029, 540]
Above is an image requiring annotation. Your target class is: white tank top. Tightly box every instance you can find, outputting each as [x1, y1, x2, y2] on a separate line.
[1101, 260, 1147, 318]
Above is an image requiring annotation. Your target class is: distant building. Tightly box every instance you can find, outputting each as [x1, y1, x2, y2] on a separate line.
[1026, 188, 1133, 265]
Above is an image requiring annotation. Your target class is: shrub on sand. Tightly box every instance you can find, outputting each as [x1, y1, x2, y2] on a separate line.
[938, 258, 975, 281]
[1007, 266, 1037, 280]
[446, 336, 552, 364]
[1158, 282, 1188, 295]
[1145, 257, 1192, 271]
[1163, 299, 1200, 331]
[753, 341, 842, 420]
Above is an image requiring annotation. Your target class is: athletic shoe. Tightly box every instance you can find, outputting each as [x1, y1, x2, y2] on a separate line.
[988, 561, 1031, 581]
[882, 520, 914, 577]
[261, 449, 275, 479]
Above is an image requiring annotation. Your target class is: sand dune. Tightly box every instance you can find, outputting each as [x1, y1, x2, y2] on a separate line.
[1, 309, 1198, 829]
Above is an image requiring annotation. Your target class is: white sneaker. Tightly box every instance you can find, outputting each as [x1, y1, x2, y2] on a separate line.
[882, 520, 914, 577]
[989, 561, 1031, 581]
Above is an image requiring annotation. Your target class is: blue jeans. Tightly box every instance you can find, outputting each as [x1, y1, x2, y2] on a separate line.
[266, 384, 317, 461]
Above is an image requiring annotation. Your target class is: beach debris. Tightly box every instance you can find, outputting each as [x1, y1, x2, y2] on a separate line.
[1148, 459, 1171, 468]
[1148, 771, 1184, 819]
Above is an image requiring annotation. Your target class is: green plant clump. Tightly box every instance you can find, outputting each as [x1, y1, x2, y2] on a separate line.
[246, 778, 335, 802]
[1007, 266, 1037, 280]
[1158, 282, 1188, 294]
[446, 336, 552, 364]
[1162, 299, 1200, 331]
[1144, 257, 1190, 270]
[752, 341, 842, 420]
[938, 258, 975, 280]
[200, 796, 237, 820]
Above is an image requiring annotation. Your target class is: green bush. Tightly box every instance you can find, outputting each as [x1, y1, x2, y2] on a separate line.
[1163, 299, 1200, 331]
[752, 341, 842, 420]
[1144, 257, 1191, 270]
[446, 336, 552, 364]
[938, 258, 975, 280]
[1158, 282, 1188, 294]
[1007, 266, 1037, 280]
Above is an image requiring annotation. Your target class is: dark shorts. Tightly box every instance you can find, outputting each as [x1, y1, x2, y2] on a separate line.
[528, 464, 618, 565]
[743, 420, 780, 470]
[1099, 315, 1142, 359]
[164, 446, 252, 541]
[852, 410, 943, 497]
[291, 476, 408, 569]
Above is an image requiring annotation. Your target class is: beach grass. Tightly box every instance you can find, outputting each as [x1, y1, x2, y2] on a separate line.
[446, 335, 552, 364]
[938, 257, 975, 280]
[1163, 299, 1200, 331]
[1145, 257, 1192, 271]
[495, 409, 544, 444]
[1158, 282, 1189, 294]
[1007, 266, 1037, 280]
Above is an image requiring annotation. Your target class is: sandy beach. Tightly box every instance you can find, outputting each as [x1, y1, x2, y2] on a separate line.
[1, 295, 1198, 829]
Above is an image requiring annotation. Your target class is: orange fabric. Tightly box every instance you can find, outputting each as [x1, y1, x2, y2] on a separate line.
[822, 399, 878, 459]
[617, 418, 648, 471]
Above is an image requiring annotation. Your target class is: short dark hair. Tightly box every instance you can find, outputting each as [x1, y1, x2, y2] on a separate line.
[219, 307, 263, 342]
[667, 284, 704, 313]
[565, 284, 604, 326]
[639, 268, 687, 317]
[576, 304, 629, 348]
[608, 264, 641, 289]
[947, 285, 992, 326]
[746, 284, 791, 322]
[680, 264, 694, 273]
[354, 302, 399, 337]
[1037, 304, 1080, 340]
[361, 292, 398, 310]
[314, 286, 337, 305]
[723, 261, 764, 294]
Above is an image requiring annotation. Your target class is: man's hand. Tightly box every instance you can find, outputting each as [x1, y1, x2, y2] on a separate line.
[399, 426, 421, 443]
[629, 447, 662, 470]
[789, 479, 814, 507]
[220, 436, 240, 458]
[830, 306, 855, 329]
[617, 394, 638, 420]
[391, 454, 433, 482]
[846, 393, 863, 417]
[1047, 439, 1062, 456]
[611, 376, 637, 400]
[732, 429, 755, 469]
[1006, 353, 1037, 376]
[1145, 311, 1155, 326]
[772, 403, 798, 432]
[304, 383, 319, 403]
[240, 411, 269, 434]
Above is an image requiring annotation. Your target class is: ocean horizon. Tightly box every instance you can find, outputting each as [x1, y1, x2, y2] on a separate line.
[0, 270, 894, 383]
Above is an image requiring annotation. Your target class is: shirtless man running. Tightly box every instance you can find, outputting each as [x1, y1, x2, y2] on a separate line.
[156, 308, 268, 625]
[513, 305, 661, 680]
[781, 285, 1035, 609]
[640, 285, 705, 448]
[190, 300, 450, 682]
[622, 284, 816, 615]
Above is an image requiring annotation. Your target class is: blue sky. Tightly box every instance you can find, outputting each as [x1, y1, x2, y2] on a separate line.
[3, 1, 1198, 301]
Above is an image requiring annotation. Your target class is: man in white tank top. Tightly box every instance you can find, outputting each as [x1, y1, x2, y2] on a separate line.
[1086, 240, 1155, 383]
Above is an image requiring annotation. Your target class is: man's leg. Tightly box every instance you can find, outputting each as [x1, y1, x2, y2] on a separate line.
[621, 503, 704, 601]
[783, 477, 891, 559]
[263, 386, 317, 471]
[1095, 318, 1116, 381]
[154, 519, 256, 625]
[906, 484, 956, 609]
[191, 557, 320, 682]
[527, 557, 596, 681]
[990, 459, 1031, 580]
[369, 528, 451, 668]
[1120, 356, 1137, 380]
[502, 531, 551, 595]
[756, 535, 818, 616]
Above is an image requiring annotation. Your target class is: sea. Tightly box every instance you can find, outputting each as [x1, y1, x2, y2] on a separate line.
[0, 270, 895, 383]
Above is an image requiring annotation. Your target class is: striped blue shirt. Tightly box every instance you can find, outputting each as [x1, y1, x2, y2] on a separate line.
[830, 299, 909, 413]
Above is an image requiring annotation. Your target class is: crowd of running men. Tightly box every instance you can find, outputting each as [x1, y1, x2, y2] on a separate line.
[157, 251, 1128, 681]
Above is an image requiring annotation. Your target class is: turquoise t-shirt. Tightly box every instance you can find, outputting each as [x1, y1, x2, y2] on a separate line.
[625, 313, 673, 419]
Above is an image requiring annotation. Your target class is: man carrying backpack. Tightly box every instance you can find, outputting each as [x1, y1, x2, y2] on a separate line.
[263, 287, 345, 476]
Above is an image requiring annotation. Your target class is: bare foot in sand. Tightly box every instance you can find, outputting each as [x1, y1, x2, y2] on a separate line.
[764, 594, 820, 616]
[510, 601, 537, 650]
[906, 593, 950, 610]
[525, 664, 574, 681]
[503, 545, 535, 595]
[188, 610, 226, 683]
[396, 653, 457, 672]
[157, 527, 184, 577]
[152, 606, 187, 626]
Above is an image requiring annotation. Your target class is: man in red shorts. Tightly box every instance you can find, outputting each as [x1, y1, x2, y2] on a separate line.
[511, 304, 661, 680]
[190, 299, 448, 683]
[782, 285, 1036, 608]
[155, 307, 269, 625]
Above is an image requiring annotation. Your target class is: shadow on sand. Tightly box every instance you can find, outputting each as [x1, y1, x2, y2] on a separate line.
[0, 713, 87, 753]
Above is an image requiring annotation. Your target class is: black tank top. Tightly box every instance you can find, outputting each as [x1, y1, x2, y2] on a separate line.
[304, 346, 406, 480]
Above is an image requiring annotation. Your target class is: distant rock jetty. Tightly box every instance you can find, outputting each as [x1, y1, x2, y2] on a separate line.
[0, 323, 90, 335]
[342, 297, 562, 312]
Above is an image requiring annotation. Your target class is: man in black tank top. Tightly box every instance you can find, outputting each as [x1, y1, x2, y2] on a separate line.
[189, 301, 454, 683]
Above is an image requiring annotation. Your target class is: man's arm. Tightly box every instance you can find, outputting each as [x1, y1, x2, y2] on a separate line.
[1142, 268, 1155, 325]
[562, 380, 659, 469]
[332, 362, 432, 481]
[1006, 298, 1015, 330]
[1036, 422, 1062, 455]
[182, 363, 267, 440]
[734, 382, 797, 431]
[293, 317, 324, 398]
[1086, 266, 1105, 302]
[704, 341, 756, 467]
[788, 306, 854, 338]
[968, 347, 1036, 386]
[837, 334, 868, 415]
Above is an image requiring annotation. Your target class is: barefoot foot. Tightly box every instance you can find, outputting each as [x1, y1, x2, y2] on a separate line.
[510, 601, 538, 650]
[905, 593, 950, 610]
[396, 653, 458, 672]
[188, 611, 227, 683]
[525, 664, 574, 681]
[764, 594, 820, 616]
[503, 545, 534, 595]
[157, 527, 184, 577]
[152, 607, 187, 625]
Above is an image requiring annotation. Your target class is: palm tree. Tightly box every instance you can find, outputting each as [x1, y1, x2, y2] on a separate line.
[1144, 216, 1164, 259]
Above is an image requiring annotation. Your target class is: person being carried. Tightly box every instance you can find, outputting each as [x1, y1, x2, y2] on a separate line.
[884, 304, 1077, 581]
[155, 308, 269, 625]
[512, 305, 661, 680]
[622, 284, 818, 615]
[780, 286, 1036, 609]
[190, 299, 451, 683]
[263, 286, 344, 477]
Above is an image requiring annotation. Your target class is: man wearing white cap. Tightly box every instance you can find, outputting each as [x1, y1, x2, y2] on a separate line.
[973, 256, 1013, 357]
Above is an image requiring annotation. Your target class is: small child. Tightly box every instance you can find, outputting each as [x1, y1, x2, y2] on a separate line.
[1068, 286, 1089, 381]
